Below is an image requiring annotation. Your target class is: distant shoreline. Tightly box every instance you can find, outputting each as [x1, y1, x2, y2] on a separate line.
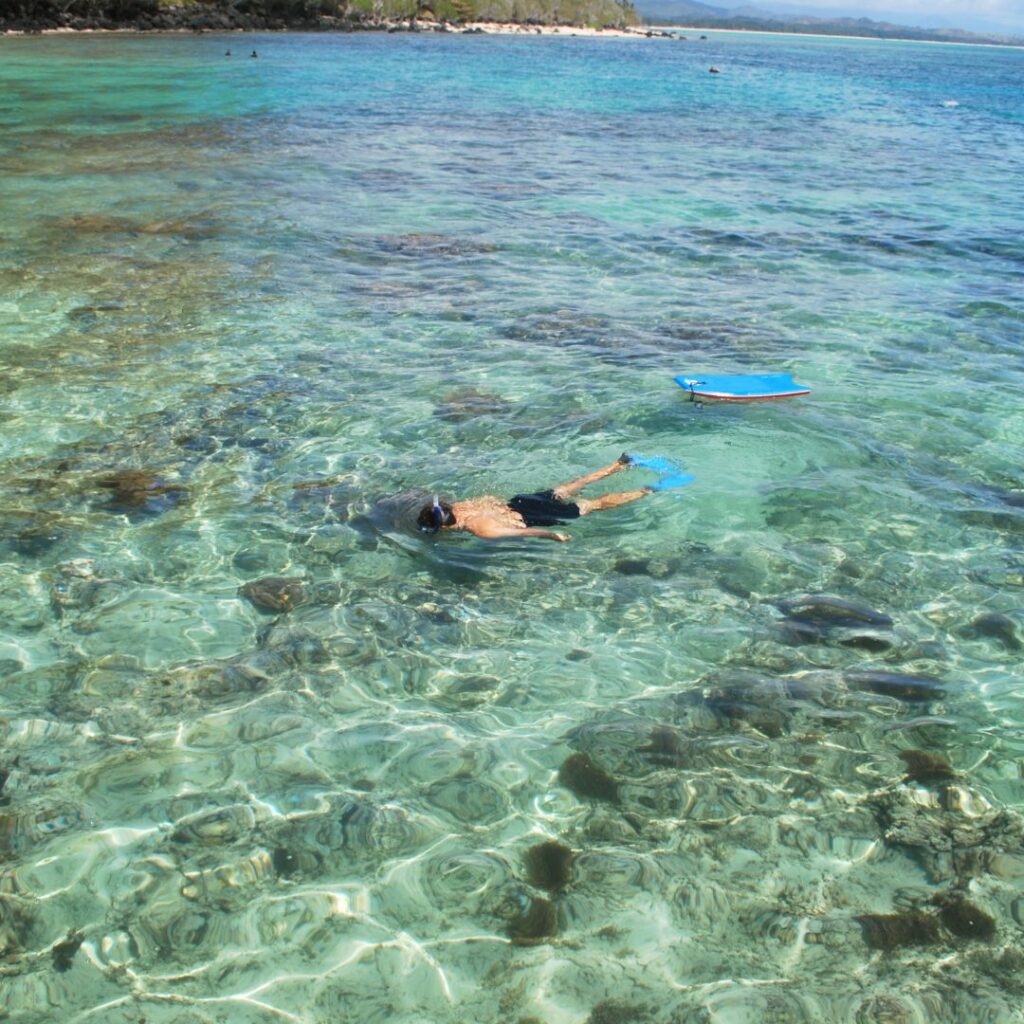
[3, 19, 1021, 47]
[650, 24, 1024, 50]
[2, 19, 655, 39]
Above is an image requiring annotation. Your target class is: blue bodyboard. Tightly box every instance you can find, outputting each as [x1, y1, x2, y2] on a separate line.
[674, 373, 810, 401]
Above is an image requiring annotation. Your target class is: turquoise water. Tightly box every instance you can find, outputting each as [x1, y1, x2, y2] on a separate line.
[2, 28, 1024, 1023]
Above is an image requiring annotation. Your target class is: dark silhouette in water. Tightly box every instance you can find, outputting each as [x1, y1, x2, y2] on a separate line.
[899, 750, 956, 785]
[777, 594, 893, 628]
[856, 911, 941, 949]
[52, 931, 84, 973]
[506, 895, 557, 945]
[962, 611, 1021, 651]
[524, 840, 575, 892]
[559, 752, 620, 803]
[239, 577, 306, 613]
[251, 50, 258, 58]
[845, 669, 946, 702]
[934, 894, 996, 941]
[96, 469, 186, 513]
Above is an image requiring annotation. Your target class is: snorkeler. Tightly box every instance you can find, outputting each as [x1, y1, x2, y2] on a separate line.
[417, 454, 652, 543]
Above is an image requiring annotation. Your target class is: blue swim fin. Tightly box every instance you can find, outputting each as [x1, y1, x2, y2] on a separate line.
[627, 454, 678, 475]
[649, 472, 694, 491]
[626, 454, 694, 491]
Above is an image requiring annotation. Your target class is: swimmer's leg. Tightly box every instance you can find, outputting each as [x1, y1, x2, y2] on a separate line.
[576, 487, 652, 515]
[551, 454, 630, 501]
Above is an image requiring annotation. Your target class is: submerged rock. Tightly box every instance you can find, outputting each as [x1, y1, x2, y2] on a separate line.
[974, 948, 1024, 998]
[778, 594, 893, 629]
[845, 670, 946, 702]
[51, 929, 84, 973]
[613, 557, 675, 579]
[613, 558, 653, 576]
[587, 1001, 651, 1024]
[271, 846, 324, 878]
[505, 309, 613, 347]
[558, 753, 619, 803]
[934, 894, 996, 941]
[506, 895, 558, 945]
[523, 840, 575, 892]
[854, 994, 917, 1023]
[704, 693, 787, 738]
[961, 612, 1021, 651]
[46, 559, 117, 617]
[375, 233, 496, 258]
[773, 594, 896, 653]
[8, 515, 64, 557]
[638, 725, 688, 765]
[170, 803, 256, 846]
[434, 388, 512, 423]
[56, 213, 141, 233]
[66, 302, 124, 325]
[0, 889, 36, 956]
[181, 850, 276, 908]
[56, 213, 219, 238]
[774, 619, 830, 646]
[698, 671, 796, 738]
[856, 911, 941, 949]
[156, 659, 272, 701]
[837, 634, 895, 653]
[0, 804, 81, 856]
[239, 577, 307, 613]
[433, 673, 502, 709]
[972, 565, 1024, 589]
[899, 750, 956, 784]
[870, 785, 1007, 881]
[96, 469, 186, 513]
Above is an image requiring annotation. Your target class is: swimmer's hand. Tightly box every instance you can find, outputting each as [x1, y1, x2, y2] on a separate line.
[520, 528, 570, 542]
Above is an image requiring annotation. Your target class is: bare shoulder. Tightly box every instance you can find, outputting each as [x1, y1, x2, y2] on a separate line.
[453, 495, 502, 515]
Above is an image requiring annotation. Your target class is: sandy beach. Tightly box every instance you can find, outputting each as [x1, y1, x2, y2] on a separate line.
[453, 21, 657, 37]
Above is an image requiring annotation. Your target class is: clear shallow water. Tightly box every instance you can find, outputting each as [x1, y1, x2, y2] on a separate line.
[2, 28, 1024, 1024]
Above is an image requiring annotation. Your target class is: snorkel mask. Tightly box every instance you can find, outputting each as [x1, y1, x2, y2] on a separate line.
[418, 494, 452, 533]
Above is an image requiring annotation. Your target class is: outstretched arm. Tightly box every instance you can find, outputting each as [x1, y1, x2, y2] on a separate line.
[467, 519, 570, 543]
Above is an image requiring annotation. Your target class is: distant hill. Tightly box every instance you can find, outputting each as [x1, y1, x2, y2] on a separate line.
[638, 0, 730, 17]
[634, 0, 1024, 45]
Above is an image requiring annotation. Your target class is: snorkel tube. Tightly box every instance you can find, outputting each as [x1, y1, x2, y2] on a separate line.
[431, 494, 444, 530]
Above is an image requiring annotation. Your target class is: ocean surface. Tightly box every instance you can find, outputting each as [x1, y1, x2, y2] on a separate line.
[2, 27, 1024, 1023]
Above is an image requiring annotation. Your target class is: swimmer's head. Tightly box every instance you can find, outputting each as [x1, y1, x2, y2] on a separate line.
[417, 495, 455, 532]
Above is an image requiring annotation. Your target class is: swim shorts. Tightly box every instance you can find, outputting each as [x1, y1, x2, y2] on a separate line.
[507, 490, 582, 527]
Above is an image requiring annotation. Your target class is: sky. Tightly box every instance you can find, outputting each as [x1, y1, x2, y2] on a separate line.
[762, 0, 1024, 33]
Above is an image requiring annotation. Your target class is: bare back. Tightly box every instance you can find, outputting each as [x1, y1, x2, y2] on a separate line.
[450, 496, 524, 534]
